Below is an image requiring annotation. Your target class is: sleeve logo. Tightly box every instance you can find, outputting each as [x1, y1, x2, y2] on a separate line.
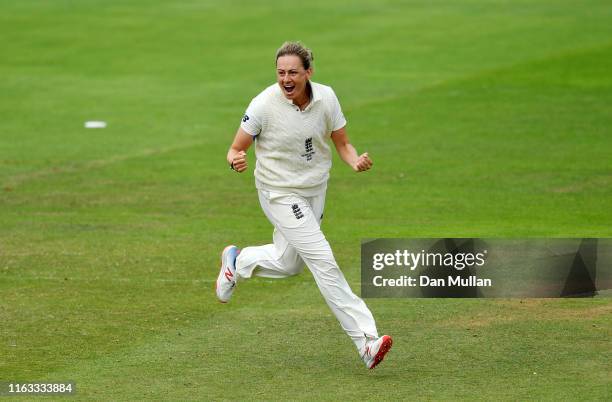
[242, 114, 250, 123]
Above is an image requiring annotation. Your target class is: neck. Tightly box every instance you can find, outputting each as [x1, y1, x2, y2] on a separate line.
[294, 83, 312, 110]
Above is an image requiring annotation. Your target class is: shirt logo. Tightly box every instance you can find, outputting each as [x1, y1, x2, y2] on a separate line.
[242, 114, 250, 123]
[301, 137, 315, 161]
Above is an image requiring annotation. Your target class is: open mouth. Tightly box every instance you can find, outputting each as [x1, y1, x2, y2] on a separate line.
[283, 84, 295, 95]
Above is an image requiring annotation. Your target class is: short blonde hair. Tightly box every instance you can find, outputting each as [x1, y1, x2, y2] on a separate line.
[275, 41, 314, 70]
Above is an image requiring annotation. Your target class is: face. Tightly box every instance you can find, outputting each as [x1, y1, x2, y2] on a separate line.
[276, 55, 312, 102]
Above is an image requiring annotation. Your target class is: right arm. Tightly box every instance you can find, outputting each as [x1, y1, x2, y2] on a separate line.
[227, 127, 254, 173]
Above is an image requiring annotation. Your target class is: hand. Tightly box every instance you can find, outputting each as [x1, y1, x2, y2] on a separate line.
[352, 152, 373, 172]
[231, 151, 248, 172]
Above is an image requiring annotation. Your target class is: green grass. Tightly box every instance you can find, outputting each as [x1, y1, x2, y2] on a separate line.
[1, 0, 611, 400]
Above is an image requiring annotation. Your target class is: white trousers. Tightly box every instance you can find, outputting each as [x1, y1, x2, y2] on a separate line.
[235, 188, 378, 351]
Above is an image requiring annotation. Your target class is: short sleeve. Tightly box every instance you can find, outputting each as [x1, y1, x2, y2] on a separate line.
[240, 97, 264, 136]
[330, 89, 347, 131]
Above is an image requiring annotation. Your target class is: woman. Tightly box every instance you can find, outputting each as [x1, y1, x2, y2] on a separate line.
[216, 42, 392, 369]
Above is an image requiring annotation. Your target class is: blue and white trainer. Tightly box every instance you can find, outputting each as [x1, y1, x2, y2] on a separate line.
[215, 245, 239, 303]
[361, 335, 393, 369]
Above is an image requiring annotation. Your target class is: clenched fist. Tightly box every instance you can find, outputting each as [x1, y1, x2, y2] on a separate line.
[231, 151, 248, 172]
[352, 152, 373, 172]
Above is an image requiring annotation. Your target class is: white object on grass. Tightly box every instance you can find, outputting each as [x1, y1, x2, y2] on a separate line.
[84, 121, 107, 128]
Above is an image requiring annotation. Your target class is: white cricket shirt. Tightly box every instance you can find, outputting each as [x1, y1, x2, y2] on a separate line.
[240, 81, 347, 195]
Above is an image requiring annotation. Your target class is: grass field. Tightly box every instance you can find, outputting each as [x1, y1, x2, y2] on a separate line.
[1, 0, 611, 400]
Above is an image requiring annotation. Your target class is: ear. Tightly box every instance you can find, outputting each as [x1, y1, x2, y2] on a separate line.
[305, 67, 313, 79]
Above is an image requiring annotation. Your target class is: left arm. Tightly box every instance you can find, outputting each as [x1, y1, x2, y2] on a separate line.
[330, 127, 373, 172]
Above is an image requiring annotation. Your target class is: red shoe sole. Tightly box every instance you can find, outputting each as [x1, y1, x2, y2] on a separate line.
[369, 335, 393, 369]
